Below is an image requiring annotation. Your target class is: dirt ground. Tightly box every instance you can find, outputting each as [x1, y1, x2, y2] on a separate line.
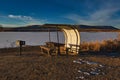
[0, 52, 120, 80]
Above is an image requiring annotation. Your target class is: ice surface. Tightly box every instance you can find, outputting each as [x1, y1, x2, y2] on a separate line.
[0, 32, 118, 48]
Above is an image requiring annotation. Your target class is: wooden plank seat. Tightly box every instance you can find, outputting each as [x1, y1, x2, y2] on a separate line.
[40, 45, 56, 55]
[40, 45, 50, 55]
[40, 42, 66, 55]
[45, 42, 65, 48]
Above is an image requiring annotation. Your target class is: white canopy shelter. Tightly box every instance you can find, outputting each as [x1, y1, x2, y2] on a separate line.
[44, 24, 81, 54]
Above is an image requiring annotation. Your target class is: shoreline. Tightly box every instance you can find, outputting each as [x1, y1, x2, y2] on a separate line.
[0, 45, 119, 57]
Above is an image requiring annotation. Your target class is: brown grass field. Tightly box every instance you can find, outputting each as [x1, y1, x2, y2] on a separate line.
[0, 38, 120, 80]
[0, 50, 120, 80]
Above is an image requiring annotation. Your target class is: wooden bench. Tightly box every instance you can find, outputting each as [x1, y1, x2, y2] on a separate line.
[68, 44, 80, 55]
[40, 45, 52, 55]
[40, 42, 66, 55]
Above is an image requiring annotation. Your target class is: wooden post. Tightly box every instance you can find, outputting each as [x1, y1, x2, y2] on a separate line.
[16, 40, 25, 56]
[20, 45, 22, 56]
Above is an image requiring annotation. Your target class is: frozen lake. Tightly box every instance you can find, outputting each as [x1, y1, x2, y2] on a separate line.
[0, 32, 118, 48]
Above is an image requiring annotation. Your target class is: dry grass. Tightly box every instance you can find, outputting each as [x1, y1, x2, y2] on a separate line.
[80, 39, 120, 52]
[0, 52, 120, 80]
[0, 40, 120, 80]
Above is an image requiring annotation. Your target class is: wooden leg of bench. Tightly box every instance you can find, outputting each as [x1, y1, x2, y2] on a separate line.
[48, 51, 50, 55]
[41, 48, 43, 53]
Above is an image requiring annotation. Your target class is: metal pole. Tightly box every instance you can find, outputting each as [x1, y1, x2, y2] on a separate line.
[56, 26, 60, 55]
[48, 28, 51, 42]
[118, 32, 120, 41]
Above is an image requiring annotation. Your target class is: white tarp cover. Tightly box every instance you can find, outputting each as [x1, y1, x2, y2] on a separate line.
[43, 24, 81, 54]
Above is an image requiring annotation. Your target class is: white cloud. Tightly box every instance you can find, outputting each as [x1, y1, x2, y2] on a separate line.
[8, 14, 33, 21]
[90, 8, 120, 21]
[7, 14, 46, 26]
[1, 24, 23, 27]
[0, 14, 47, 27]
[64, 7, 120, 28]
[64, 0, 120, 28]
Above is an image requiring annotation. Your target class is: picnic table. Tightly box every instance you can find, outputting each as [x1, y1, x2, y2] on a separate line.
[40, 42, 65, 55]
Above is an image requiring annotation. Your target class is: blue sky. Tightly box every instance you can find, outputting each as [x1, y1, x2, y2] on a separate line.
[0, 0, 120, 28]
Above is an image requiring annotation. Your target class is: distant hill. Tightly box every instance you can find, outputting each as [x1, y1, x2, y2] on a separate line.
[0, 24, 120, 32]
[78, 25, 118, 29]
[15, 25, 42, 29]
